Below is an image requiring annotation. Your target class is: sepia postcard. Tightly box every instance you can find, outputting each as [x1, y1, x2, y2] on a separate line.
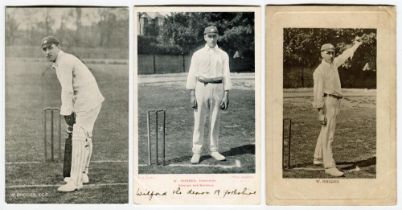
[133, 6, 261, 205]
[266, 5, 396, 205]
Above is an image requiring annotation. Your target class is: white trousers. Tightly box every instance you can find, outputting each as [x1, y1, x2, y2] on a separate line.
[192, 82, 224, 154]
[75, 104, 102, 138]
[70, 104, 102, 186]
[314, 97, 341, 168]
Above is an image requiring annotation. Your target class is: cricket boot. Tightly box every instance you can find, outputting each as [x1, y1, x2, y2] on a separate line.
[191, 153, 201, 164]
[64, 173, 89, 184]
[210, 152, 226, 161]
[313, 159, 323, 166]
[325, 167, 344, 177]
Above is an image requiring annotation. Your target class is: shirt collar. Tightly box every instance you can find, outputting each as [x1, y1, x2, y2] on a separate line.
[56, 50, 64, 61]
[52, 50, 64, 68]
[321, 59, 334, 66]
[204, 44, 219, 51]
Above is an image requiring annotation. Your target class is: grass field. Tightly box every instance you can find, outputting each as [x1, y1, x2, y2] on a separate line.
[282, 89, 376, 178]
[138, 73, 256, 174]
[5, 57, 128, 203]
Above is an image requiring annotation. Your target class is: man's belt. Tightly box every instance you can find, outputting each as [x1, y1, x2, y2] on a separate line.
[324, 93, 343, 99]
[198, 77, 223, 84]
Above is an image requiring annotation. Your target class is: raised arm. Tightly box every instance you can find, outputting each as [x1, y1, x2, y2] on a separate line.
[334, 37, 363, 68]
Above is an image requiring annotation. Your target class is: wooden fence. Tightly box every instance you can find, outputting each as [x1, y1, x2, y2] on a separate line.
[138, 54, 255, 74]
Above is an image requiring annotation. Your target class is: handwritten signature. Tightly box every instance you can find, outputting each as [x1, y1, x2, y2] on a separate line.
[136, 188, 167, 201]
[137, 187, 257, 200]
[222, 187, 257, 198]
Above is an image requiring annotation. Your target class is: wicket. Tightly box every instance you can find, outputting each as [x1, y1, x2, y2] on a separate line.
[43, 107, 62, 161]
[147, 109, 166, 166]
[282, 118, 292, 169]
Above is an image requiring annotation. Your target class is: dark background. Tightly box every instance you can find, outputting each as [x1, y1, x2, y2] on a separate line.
[283, 28, 377, 88]
[138, 12, 255, 74]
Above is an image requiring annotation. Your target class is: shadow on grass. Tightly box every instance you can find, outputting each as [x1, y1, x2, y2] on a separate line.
[222, 144, 255, 157]
[163, 144, 255, 165]
[283, 157, 376, 179]
[337, 157, 376, 170]
[287, 156, 376, 170]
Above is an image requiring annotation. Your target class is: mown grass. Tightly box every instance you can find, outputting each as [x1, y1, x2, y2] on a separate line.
[283, 93, 376, 178]
[138, 83, 256, 174]
[5, 58, 128, 203]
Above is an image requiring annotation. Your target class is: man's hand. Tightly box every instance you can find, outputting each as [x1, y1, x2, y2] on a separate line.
[220, 91, 229, 110]
[354, 36, 363, 46]
[190, 90, 197, 109]
[318, 109, 326, 126]
[64, 113, 75, 127]
[66, 125, 73, 134]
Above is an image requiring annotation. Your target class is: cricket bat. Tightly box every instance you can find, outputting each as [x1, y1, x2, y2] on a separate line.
[63, 127, 73, 177]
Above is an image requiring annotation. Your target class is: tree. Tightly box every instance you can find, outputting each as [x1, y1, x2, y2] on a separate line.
[5, 7, 128, 50]
[75, 8, 82, 46]
[44, 8, 54, 35]
[159, 12, 255, 56]
[98, 8, 118, 47]
[283, 28, 376, 68]
[56, 9, 75, 47]
[5, 12, 19, 45]
[34, 8, 55, 39]
[283, 28, 377, 88]
[217, 13, 254, 58]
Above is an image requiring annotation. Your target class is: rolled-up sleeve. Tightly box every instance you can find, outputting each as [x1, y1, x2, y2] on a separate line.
[312, 69, 324, 109]
[223, 53, 232, 90]
[56, 60, 74, 115]
[334, 42, 361, 68]
[186, 53, 197, 89]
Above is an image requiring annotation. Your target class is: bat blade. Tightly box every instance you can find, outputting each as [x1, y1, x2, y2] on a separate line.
[63, 133, 73, 178]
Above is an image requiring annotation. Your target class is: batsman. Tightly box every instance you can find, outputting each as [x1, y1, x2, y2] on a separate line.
[41, 36, 104, 192]
[186, 26, 231, 164]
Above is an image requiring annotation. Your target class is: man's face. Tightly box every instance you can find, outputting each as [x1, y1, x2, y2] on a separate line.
[321, 50, 335, 63]
[204, 33, 218, 48]
[42, 44, 60, 62]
